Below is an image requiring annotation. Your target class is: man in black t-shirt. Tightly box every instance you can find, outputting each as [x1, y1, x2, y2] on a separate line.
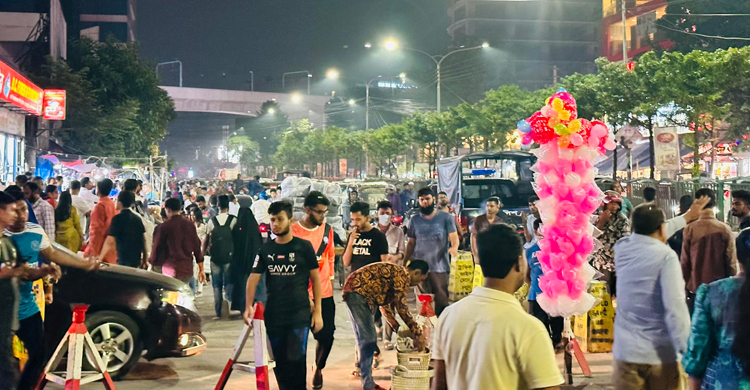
[99, 191, 147, 268]
[244, 200, 323, 390]
[343, 201, 389, 272]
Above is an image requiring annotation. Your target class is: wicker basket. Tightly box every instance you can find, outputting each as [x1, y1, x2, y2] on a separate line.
[391, 365, 434, 390]
[396, 348, 431, 371]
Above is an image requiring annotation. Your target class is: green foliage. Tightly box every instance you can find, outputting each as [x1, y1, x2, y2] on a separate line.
[226, 135, 260, 172]
[659, 0, 750, 52]
[32, 38, 175, 157]
[236, 100, 290, 161]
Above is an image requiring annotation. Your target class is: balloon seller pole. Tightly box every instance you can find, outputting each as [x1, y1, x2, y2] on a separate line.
[515, 89, 616, 378]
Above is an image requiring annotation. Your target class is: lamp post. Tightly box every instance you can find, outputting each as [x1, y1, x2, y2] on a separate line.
[248, 71, 254, 91]
[384, 40, 488, 112]
[282, 70, 311, 94]
[156, 60, 183, 87]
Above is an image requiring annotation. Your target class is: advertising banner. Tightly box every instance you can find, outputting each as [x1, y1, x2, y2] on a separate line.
[43, 89, 66, 120]
[0, 60, 43, 116]
[654, 126, 681, 171]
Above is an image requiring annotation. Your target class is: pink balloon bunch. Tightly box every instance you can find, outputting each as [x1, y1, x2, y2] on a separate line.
[518, 89, 611, 318]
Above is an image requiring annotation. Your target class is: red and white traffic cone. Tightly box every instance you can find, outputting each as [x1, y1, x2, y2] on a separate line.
[36, 305, 116, 390]
[214, 302, 274, 390]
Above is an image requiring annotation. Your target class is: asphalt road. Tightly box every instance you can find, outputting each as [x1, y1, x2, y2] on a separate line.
[74, 286, 615, 390]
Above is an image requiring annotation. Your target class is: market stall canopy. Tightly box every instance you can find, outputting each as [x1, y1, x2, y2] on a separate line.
[596, 140, 693, 175]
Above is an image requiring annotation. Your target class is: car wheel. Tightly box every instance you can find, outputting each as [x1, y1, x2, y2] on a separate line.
[83, 311, 144, 380]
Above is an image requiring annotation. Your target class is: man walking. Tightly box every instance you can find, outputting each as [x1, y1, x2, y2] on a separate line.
[151, 198, 206, 287]
[612, 204, 691, 390]
[244, 200, 323, 390]
[23, 182, 55, 242]
[344, 260, 429, 390]
[204, 195, 236, 318]
[98, 191, 148, 268]
[730, 189, 750, 230]
[470, 196, 506, 260]
[84, 179, 116, 263]
[400, 182, 415, 212]
[376, 200, 406, 265]
[405, 187, 459, 315]
[523, 195, 540, 248]
[291, 191, 335, 389]
[432, 224, 563, 390]
[385, 185, 402, 216]
[69, 180, 93, 235]
[79, 177, 100, 204]
[343, 201, 389, 272]
[681, 188, 737, 310]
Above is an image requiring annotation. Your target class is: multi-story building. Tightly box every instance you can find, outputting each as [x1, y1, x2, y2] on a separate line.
[601, 0, 672, 62]
[447, 0, 602, 90]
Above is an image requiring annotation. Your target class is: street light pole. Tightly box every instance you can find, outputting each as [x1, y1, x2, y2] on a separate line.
[156, 60, 183, 87]
[282, 70, 311, 94]
[621, 0, 628, 64]
[249, 71, 254, 91]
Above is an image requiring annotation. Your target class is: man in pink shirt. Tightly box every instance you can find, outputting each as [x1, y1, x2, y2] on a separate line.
[291, 191, 335, 390]
[85, 179, 116, 264]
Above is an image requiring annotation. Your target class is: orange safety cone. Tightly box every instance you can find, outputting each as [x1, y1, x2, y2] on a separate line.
[214, 302, 274, 390]
[35, 305, 116, 390]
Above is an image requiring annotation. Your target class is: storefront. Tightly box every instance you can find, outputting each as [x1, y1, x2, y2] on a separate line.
[0, 58, 44, 183]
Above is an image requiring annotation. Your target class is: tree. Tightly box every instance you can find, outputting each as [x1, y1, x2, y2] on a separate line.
[32, 38, 175, 157]
[716, 47, 750, 149]
[226, 135, 260, 173]
[363, 124, 411, 177]
[479, 85, 548, 150]
[558, 73, 604, 120]
[272, 119, 314, 170]
[236, 100, 290, 161]
[659, 0, 750, 52]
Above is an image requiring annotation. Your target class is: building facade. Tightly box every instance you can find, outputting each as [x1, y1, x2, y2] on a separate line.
[601, 0, 672, 61]
[447, 0, 602, 90]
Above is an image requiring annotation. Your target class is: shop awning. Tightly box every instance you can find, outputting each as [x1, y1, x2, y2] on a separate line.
[0, 58, 43, 116]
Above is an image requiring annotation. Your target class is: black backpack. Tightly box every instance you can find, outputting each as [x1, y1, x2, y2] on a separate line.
[209, 215, 235, 265]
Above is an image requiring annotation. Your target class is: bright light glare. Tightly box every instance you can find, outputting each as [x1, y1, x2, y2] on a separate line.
[268, 108, 276, 115]
[364, 42, 372, 49]
[399, 72, 407, 79]
[348, 99, 356, 106]
[482, 42, 490, 48]
[384, 39, 398, 51]
[188, 169, 194, 179]
[292, 94, 302, 103]
[326, 69, 339, 80]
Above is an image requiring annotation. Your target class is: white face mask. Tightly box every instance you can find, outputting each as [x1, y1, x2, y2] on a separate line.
[378, 214, 392, 226]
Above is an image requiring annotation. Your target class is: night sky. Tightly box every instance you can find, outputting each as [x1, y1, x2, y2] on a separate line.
[138, 0, 450, 168]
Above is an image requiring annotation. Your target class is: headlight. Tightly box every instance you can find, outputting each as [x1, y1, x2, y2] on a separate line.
[178, 334, 190, 347]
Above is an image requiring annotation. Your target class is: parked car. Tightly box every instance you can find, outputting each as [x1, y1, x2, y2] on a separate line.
[45, 264, 206, 379]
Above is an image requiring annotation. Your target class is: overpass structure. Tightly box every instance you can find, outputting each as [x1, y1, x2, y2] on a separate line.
[160, 86, 331, 126]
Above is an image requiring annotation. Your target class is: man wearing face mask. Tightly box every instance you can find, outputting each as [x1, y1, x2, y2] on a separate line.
[405, 187, 459, 316]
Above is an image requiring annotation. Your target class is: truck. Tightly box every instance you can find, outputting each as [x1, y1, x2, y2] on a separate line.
[437, 151, 537, 244]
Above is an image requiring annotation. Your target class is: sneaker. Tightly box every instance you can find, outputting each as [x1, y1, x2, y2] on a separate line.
[312, 369, 323, 389]
[211, 316, 221, 320]
[372, 353, 383, 369]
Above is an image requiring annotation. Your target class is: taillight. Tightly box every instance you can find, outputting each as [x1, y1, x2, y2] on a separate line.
[259, 224, 268, 232]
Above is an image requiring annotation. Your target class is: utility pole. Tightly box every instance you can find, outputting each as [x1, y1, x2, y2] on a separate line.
[248, 71, 254, 91]
[553, 65, 558, 85]
[436, 62, 442, 113]
[622, 0, 628, 64]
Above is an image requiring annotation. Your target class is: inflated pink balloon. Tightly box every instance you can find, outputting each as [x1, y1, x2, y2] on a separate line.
[570, 133, 584, 146]
[591, 124, 607, 138]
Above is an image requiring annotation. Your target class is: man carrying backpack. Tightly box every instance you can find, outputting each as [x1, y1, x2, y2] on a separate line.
[204, 194, 237, 319]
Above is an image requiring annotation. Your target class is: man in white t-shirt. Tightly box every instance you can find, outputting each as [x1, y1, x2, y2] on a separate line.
[432, 223, 563, 390]
[228, 193, 240, 217]
[79, 177, 100, 204]
[70, 180, 93, 234]
[203, 194, 237, 319]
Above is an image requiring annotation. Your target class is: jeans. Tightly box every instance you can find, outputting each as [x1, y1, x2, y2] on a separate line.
[267, 326, 309, 390]
[16, 313, 44, 390]
[210, 262, 232, 317]
[312, 297, 335, 371]
[345, 292, 379, 390]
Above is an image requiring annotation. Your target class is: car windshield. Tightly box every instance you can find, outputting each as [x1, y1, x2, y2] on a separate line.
[462, 181, 527, 209]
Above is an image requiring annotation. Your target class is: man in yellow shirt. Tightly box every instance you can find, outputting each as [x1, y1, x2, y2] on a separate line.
[432, 223, 563, 390]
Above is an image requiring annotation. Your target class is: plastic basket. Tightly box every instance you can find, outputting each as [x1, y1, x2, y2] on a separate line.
[391, 365, 434, 390]
[396, 348, 431, 371]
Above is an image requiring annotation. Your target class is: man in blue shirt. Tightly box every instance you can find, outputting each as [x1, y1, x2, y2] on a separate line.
[612, 204, 691, 390]
[526, 219, 563, 348]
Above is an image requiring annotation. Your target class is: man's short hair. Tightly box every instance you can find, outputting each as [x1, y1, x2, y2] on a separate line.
[118, 191, 136, 208]
[377, 200, 392, 211]
[631, 204, 666, 235]
[417, 187, 434, 198]
[218, 194, 230, 209]
[350, 201, 370, 216]
[15, 175, 27, 186]
[695, 188, 716, 209]
[24, 182, 40, 193]
[437, 191, 447, 197]
[643, 187, 657, 202]
[304, 191, 330, 208]
[81, 177, 91, 187]
[407, 259, 429, 275]
[165, 198, 182, 211]
[254, 175, 260, 180]
[196, 195, 206, 203]
[0, 191, 16, 208]
[269, 188, 277, 193]
[487, 196, 500, 205]
[732, 190, 750, 206]
[679, 195, 693, 215]
[5, 186, 23, 202]
[268, 199, 293, 218]
[209, 194, 218, 206]
[528, 195, 539, 203]
[70, 180, 81, 191]
[123, 178, 138, 192]
[45, 185, 57, 194]
[533, 218, 542, 232]
[228, 194, 235, 201]
[477, 224, 522, 279]
[97, 179, 113, 196]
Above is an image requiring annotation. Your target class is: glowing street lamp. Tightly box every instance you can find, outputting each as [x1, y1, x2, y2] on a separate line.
[364, 42, 372, 49]
[383, 39, 398, 51]
[291, 94, 302, 104]
[482, 42, 490, 48]
[268, 108, 276, 115]
[326, 69, 339, 80]
[348, 99, 356, 106]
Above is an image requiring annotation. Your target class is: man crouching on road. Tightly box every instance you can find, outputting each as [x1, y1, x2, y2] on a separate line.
[244, 200, 323, 390]
[344, 260, 429, 390]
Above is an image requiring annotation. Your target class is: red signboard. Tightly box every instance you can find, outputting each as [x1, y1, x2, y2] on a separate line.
[43, 89, 66, 120]
[0, 60, 43, 116]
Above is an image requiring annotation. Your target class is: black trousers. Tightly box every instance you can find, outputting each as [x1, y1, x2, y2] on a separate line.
[0, 294, 17, 390]
[312, 297, 335, 370]
[16, 313, 44, 390]
[529, 300, 564, 346]
[267, 326, 309, 390]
